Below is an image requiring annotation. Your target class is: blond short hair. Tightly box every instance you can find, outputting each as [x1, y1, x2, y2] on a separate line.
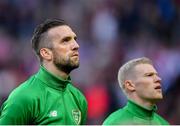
[118, 57, 153, 94]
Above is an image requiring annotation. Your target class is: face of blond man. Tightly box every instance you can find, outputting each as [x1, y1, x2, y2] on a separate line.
[131, 63, 163, 103]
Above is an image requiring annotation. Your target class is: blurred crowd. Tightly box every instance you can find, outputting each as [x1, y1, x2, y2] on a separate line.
[0, 0, 180, 124]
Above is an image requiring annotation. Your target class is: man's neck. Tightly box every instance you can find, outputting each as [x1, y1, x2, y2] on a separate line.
[42, 63, 69, 80]
[128, 95, 156, 110]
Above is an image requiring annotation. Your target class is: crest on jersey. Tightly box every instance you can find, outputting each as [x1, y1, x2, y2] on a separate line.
[49, 110, 58, 117]
[72, 109, 81, 124]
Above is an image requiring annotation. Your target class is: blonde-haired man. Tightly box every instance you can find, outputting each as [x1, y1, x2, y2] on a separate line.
[103, 57, 169, 125]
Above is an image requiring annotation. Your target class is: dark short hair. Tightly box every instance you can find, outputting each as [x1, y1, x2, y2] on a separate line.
[31, 19, 68, 61]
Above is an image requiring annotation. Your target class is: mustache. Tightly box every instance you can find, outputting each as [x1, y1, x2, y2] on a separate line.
[71, 52, 79, 56]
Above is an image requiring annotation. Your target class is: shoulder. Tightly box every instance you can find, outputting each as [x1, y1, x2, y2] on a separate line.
[0, 76, 40, 124]
[103, 108, 128, 125]
[0, 75, 44, 117]
[154, 113, 169, 125]
[6, 75, 44, 105]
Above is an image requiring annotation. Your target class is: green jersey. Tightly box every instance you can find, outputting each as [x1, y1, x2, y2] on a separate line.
[103, 100, 169, 125]
[0, 66, 87, 125]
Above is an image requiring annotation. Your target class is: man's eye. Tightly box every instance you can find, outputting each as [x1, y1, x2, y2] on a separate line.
[63, 38, 70, 42]
[146, 73, 153, 77]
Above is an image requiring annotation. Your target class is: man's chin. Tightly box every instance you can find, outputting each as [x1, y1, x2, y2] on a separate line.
[154, 96, 163, 101]
[72, 63, 79, 69]
[68, 61, 79, 70]
[54, 61, 79, 74]
[71, 60, 79, 68]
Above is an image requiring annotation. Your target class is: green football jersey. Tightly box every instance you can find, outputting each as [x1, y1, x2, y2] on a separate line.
[0, 66, 87, 125]
[103, 100, 169, 125]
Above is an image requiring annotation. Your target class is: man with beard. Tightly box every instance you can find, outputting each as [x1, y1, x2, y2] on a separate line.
[103, 57, 169, 125]
[0, 19, 87, 125]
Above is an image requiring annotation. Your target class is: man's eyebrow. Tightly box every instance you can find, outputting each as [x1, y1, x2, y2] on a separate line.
[61, 35, 76, 41]
[144, 72, 158, 76]
[62, 36, 71, 40]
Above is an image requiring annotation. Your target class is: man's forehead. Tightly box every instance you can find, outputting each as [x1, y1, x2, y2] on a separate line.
[134, 63, 157, 74]
[48, 25, 76, 38]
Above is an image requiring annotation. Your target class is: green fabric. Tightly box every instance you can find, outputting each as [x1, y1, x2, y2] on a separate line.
[103, 100, 169, 125]
[0, 66, 87, 125]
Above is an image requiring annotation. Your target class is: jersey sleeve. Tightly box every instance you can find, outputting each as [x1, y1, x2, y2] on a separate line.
[0, 93, 33, 124]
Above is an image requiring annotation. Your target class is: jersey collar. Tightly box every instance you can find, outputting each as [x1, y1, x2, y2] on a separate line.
[36, 65, 72, 90]
[126, 99, 157, 120]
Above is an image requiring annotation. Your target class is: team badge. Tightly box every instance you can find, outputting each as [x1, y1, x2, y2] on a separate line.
[49, 110, 58, 117]
[72, 109, 81, 124]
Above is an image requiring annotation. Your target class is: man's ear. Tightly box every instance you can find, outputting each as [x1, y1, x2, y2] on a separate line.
[39, 48, 52, 61]
[124, 80, 135, 92]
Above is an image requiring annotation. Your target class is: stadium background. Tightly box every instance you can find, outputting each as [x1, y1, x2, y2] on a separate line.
[0, 0, 179, 124]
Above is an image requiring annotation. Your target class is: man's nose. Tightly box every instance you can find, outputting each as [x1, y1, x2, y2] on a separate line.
[155, 75, 162, 83]
[72, 40, 79, 50]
